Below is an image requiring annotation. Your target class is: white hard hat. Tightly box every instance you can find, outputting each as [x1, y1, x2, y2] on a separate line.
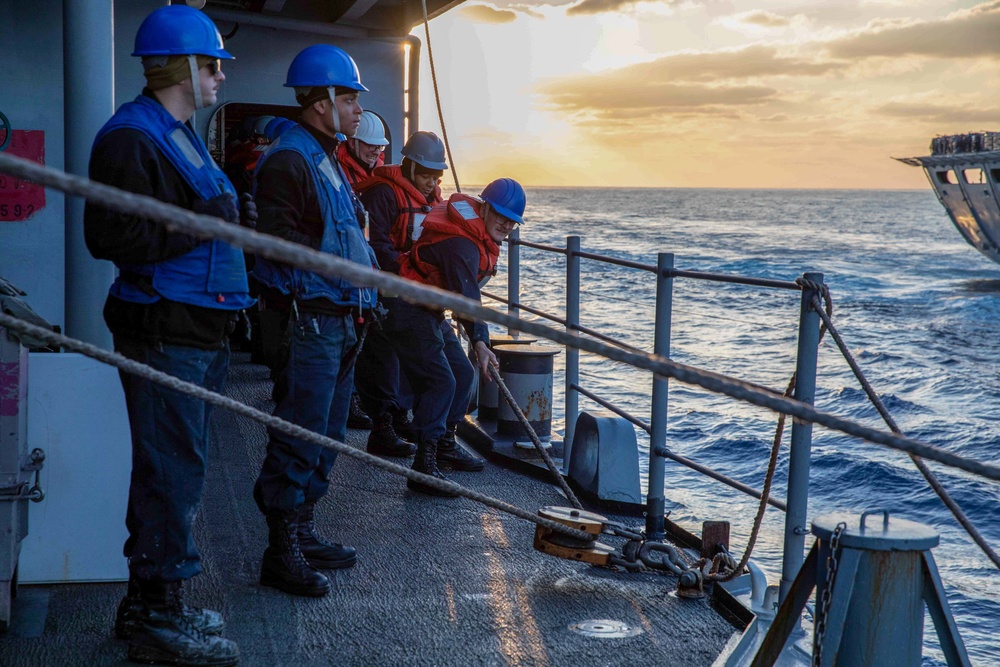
[252, 115, 275, 136]
[354, 111, 387, 146]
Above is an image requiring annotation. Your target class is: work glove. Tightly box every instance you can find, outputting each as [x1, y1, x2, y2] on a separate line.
[192, 193, 239, 224]
[240, 192, 258, 230]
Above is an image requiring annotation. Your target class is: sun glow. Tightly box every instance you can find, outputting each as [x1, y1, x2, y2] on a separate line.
[416, 1, 1000, 189]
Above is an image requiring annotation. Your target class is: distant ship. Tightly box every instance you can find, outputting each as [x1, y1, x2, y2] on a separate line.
[896, 132, 1000, 265]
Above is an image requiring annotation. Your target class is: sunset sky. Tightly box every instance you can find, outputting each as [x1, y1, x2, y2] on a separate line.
[413, 0, 1000, 189]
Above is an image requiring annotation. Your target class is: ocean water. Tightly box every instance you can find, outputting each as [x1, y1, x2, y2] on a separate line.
[482, 187, 1000, 664]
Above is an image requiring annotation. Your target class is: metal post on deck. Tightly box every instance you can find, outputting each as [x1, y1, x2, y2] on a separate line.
[646, 253, 674, 540]
[506, 227, 520, 334]
[563, 235, 581, 473]
[779, 271, 823, 603]
[63, 0, 115, 348]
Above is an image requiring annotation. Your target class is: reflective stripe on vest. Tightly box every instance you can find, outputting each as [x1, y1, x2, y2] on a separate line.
[251, 124, 377, 309]
[93, 95, 252, 310]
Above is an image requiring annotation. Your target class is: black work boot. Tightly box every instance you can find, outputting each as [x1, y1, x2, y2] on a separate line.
[296, 503, 357, 570]
[347, 392, 373, 430]
[116, 576, 225, 641]
[126, 581, 239, 667]
[436, 424, 485, 472]
[407, 441, 459, 497]
[366, 412, 416, 457]
[260, 510, 331, 597]
[391, 408, 417, 442]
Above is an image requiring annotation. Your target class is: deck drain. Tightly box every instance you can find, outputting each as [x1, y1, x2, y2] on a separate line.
[568, 619, 642, 639]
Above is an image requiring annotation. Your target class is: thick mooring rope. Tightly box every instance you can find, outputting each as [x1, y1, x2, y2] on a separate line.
[0, 311, 591, 543]
[809, 293, 1000, 570]
[0, 152, 997, 485]
[489, 365, 582, 509]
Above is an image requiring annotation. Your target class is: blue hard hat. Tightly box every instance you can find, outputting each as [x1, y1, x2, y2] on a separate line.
[401, 131, 447, 170]
[284, 44, 368, 91]
[132, 5, 233, 59]
[267, 118, 295, 140]
[481, 178, 526, 224]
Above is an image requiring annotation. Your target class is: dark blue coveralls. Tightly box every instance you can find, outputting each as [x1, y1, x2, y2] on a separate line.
[84, 92, 253, 582]
[251, 123, 377, 513]
[386, 237, 488, 446]
[354, 181, 417, 419]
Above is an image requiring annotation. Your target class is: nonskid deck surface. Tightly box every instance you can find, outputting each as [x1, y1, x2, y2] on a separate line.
[0, 354, 737, 666]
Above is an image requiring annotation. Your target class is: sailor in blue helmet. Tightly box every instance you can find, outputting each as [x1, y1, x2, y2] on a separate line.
[83, 5, 249, 666]
[391, 178, 527, 496]
[250, 44, 377, 598]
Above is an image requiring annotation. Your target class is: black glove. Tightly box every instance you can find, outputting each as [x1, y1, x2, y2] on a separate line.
[192, 193, 239, 224]
[240, 192, 258, 230]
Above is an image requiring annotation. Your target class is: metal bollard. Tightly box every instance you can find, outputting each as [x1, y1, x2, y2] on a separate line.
[753, 510, 970, 667]
[493, 344, 560, 443]
[476, 335, 536, 420]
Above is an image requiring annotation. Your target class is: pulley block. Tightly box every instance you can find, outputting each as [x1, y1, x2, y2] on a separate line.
[533, 506, 615, 566]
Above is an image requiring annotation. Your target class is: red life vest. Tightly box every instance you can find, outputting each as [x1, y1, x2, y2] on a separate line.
[226, 136, 270, 193]
[337, 142, 384, 187]
[398, 193, 499, 290]
[355, 164, 442, 252]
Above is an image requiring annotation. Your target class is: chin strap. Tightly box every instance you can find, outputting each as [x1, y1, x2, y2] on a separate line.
[187, 55, 203, 126]
[326, 87, 342, 135]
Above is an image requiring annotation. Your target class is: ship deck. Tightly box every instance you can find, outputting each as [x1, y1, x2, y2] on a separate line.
[0, 352, 740, 666]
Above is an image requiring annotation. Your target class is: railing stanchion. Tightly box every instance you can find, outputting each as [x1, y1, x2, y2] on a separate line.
[646, 252, 674, 539]
[507, 228, 520, 334]
[563, 236, 581, 473]
[779, 271, 823, 603]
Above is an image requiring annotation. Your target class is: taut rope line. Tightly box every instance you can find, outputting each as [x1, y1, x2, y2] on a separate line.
[0, 310, 592, 543]
[809, 293, 1000, 570]
[1, 152, 999, 483]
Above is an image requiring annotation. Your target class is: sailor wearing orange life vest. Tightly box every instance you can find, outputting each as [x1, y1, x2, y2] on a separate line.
[387, 178, 526, 496]
[336, 110, 386, 186]
[335, 110, 387, 433]
[352, 131, 448, 459]
[357, 130, 445, 273]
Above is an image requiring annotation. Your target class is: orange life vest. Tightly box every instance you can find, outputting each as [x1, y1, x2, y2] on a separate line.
[398, 193, 499, 290]
[355, 164, 442, 252]
[337, 142, 384, 187]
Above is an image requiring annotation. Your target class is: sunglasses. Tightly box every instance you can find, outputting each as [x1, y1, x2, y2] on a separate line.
[202, 60, 222, 76]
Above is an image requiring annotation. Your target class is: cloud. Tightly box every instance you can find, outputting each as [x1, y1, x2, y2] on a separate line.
[542, 80, 777, 115]
[731, 10, 793, 28]
[620, 45, 843, 82]
[827, 1, 1000, 60]
[565, 0, 680, 17]
[876, 102, 1000, 124]
[459, 4, 520, 23]
[536, 44, 851, 118]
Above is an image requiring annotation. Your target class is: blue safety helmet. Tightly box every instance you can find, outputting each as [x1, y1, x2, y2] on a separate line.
[481, 178, 526, 225]
[401, 131, 447, 170]
[132, 5, 233, 59]
[266, 118, 295, 140]
[284, 44, 368, 91]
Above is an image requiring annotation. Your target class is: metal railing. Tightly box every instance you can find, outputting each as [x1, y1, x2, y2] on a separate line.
[494, 233, 819, 590]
